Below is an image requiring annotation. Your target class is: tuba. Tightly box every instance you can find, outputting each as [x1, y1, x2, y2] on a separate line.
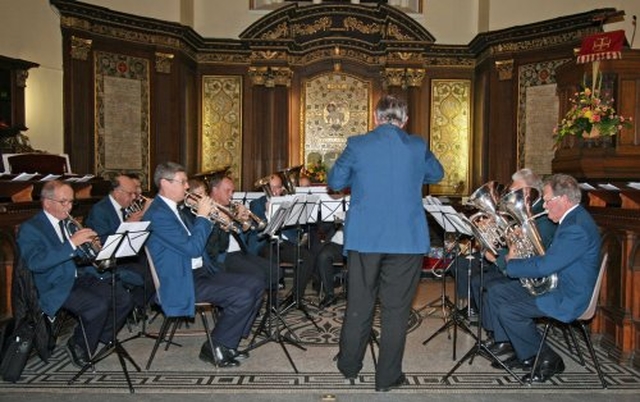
[278, 165, 303, 194]
[460, 181, 510, 255]
[498, 187, 557, 296]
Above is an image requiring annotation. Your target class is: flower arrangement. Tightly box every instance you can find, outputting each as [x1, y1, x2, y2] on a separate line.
[305, 160, 327, 183]
[554, 82, 632, 146]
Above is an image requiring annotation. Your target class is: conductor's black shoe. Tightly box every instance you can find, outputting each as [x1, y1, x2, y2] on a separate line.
[199, 341, 240, 368]
[487, 341, 514, 357]
[319, 294, 337, 309]
[375, 374, 408, 392]
[66, 337, 89, 368]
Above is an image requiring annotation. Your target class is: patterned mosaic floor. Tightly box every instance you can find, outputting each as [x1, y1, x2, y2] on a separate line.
[1, 293, 639, 394]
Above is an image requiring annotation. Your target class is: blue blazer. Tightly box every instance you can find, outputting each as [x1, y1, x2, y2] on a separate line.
[143, 197, 214, 317]
[16, 211, 80, 317]
[85, 195, 121, 244]
[506, 205, 601, 322]
[328, 123, 444, 254]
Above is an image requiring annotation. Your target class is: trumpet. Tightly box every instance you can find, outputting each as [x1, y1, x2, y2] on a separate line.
[184, 191, 240, 234]
[64, 213, 105, 268]
[123, 194, 149, 220]
[228, 201, 267, 231]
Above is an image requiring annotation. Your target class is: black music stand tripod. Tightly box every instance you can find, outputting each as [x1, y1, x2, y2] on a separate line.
[68, 226, 149, 393]
[421, 206, 476, 360]
[440, 243, 524, 385]
[245, 201, 306, 373]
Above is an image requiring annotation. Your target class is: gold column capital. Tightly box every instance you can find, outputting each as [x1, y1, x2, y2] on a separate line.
[248, 66, 293, 87]
[155, 52, 175, 74]
[70, 36, 92, 61]
[495, 59, 514, 81]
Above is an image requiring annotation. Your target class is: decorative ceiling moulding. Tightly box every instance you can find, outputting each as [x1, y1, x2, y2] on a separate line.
[155, 52, 175, 74]
[469, 8, 621, 64]
[70, 35, 92, 61]
[494, 59, 514, 81]
[248, 66, 293, 87]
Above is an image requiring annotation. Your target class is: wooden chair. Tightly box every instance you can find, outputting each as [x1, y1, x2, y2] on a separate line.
[143, 247, 217, 370]
[529, 252, 609, 388]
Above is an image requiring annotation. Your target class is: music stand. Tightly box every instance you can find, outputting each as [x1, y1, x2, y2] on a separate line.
[440, 214, 524, 385]
[68, 221, 150, 393]
[274, 194, 321, 332]
[421, 202, 476, 360]
[245, 200, 306, 373]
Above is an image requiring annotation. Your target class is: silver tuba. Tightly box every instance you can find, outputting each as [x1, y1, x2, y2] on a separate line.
[498, 187, 557, 296]
[460, 181, 510, 255]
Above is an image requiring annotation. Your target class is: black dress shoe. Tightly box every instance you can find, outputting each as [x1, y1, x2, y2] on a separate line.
[199, 342, 240, 368]
[487, 341, 514, 357]
[522, 355, 565, 383]
[491, 354, 534, 370]
[66, 337, 89, 368]
[319, 294, 337, 309]
[375, 374, 408, 392]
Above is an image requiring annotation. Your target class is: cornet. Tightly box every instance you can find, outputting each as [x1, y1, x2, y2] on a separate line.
[228, 201, 267, 231]
[123, 194, 149, 220]
[184, 191, 240, 234]
[64, 213, 107, 269]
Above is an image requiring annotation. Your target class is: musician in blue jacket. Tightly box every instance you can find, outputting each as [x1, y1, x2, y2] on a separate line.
[143, 162, 263, 367]
[84, 173, 152, 309]
[328, 94, 444, 392]
[17, 180, 133, 368]
[488, 173, 601, 383]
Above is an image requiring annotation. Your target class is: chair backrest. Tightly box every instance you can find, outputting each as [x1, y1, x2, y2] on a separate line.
[578, 252, 608, 321]
[144, 247, 162, 306]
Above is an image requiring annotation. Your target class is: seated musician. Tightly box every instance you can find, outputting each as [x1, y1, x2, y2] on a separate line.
[16, 180, 133, 368]
[199, 174, 279, 293]
[311, 217, 344, 309]
[249, 173, 315, 299]
[143, 162, 264, 367]
[454, 168, 556, 322]
[486, 173, 602, 382]
[84, 173, 153, 310]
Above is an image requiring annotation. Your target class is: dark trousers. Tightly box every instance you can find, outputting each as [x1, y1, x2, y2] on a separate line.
[314, 242, 344, 297]
[62, 274, 133, 354]
[470, 265, 510, 329]
[225, 251, 279, 290]
[337, 251, 422, 388]
[192, 268, 263, 349]
[487, 279, 545, 360]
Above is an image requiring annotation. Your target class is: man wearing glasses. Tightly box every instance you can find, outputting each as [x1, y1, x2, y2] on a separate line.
[85, 173, 152, 309]
[17, 180, 134, 368]
[144, 162, 263, 367]
[486, 173, 601, 383]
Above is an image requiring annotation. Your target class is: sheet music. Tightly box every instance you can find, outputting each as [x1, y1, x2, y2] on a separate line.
[295, 185, 328, 194]
[95, 221, 150, 260]
[11, 172, 38, 181]
[423, 203, 473, 236]
[76, 174, 95, 183]
[282, 194, 319, 227]
[39, 174, 62, 182]
[598, 183, 619, 191]
[232, 191, 263, 207]
[628, 182, 640, 190]
[318, 193, 348, 222]
[579, 182, 596, 190]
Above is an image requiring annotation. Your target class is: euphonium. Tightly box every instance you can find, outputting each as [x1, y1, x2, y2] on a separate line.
[462, 181, 510, 255]
[498, 187, 557, 296]
[64, 213, 102, 265]
[254, 176, 274, 197]
[184, 191, 240, 234]
[278, 165, 303, 194]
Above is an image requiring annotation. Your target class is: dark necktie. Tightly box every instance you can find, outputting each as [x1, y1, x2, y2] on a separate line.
[58, 219, 68, 243]
[121, 207, 127, 222]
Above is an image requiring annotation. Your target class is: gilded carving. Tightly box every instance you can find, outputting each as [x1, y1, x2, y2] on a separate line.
[248, 66, 293, 87]
[292, 17, 332, 37]
[343, 17, 381, 35]
[302, 73, 370, 170]
[429, 80, 471, 196]
[201, 76, 243, 187]
[424, 57, 475, 68]
[495, 59, 514, 81]
[404, 68, 425, 87]
[71, 36, 92, 61]
[251, 50, 283, 61]
[260, 22, 290, 40]
[380, 68, 425, 89]
[155, 52, 174, 74]
[386, 22, 413, 41]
